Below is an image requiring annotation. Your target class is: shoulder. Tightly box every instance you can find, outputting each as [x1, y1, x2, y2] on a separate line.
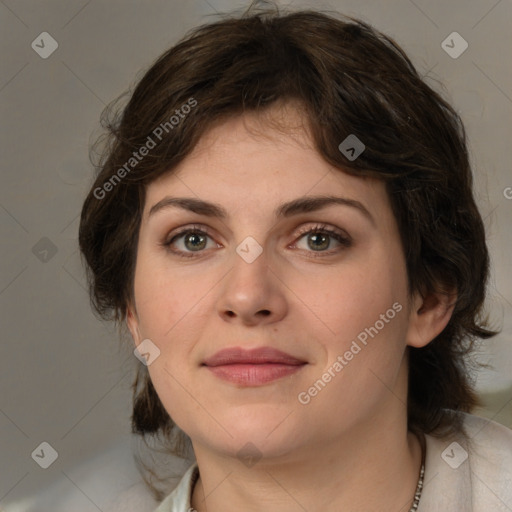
[463, 411, 512, 460]
[152, 463, 199, 512]
[418, 412, 512, 512]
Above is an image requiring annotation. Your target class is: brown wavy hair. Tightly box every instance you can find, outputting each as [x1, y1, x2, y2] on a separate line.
[78, 1, 498, 499]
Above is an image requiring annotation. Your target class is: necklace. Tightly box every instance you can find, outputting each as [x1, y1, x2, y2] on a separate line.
[408, 432, 426, 511]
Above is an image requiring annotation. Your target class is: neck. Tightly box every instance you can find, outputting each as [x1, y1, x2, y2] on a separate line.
[191, 414, 423, 512]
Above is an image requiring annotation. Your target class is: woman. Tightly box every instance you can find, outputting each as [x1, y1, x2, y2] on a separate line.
[79, 3, 512, 511]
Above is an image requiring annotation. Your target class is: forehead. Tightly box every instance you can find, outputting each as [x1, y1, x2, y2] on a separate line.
[143, 105, 389, 221]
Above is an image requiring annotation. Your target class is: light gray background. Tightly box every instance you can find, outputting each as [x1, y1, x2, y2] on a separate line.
[1, 0, 511, 511]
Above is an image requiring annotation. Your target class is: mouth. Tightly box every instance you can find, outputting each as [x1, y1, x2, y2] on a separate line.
[202, 346, 307, 386]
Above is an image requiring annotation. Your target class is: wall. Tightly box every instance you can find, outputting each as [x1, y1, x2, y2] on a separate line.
[1, 1, 510, 510]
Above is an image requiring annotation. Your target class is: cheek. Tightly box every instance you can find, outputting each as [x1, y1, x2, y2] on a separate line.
[290, 257, 407, 340]
[133, 255, 217, 341]
[290, 249, 410, 388]
[146, 363, 205, 437]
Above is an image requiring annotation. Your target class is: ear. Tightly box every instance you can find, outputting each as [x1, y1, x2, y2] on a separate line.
[406, 289, 457, 348]
[126, 303, 142, 347]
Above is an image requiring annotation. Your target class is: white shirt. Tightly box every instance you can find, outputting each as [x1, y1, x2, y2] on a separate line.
[153, 413, 512, 511]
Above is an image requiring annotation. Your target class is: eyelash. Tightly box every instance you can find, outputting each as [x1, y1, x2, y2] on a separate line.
[161, 223, 352, 259]
[161, 224, 217, 259]
[294, 224, 352, 258]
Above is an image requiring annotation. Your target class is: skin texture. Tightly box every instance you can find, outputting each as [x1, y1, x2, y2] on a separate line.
[127, 103, 454, 511]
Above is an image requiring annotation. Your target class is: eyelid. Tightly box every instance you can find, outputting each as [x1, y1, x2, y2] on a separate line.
[161, 224, 221, 259]
[162, 222, 352, 258]
[290, 222, 352, 255]
[164, 223, 216, 244]
[293, 222, 351, 241]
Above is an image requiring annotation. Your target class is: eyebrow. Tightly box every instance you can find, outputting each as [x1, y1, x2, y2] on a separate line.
[148, 195, 375, 225]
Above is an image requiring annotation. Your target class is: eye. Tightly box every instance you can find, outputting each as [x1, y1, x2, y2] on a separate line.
[161, 223, 351, 259]
[293, 224, 351, 255]
[162, 225, 219, 257]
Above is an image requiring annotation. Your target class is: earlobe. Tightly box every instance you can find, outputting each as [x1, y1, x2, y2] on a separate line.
[406, 290, 456, 348]
[126, 305, 141, 346]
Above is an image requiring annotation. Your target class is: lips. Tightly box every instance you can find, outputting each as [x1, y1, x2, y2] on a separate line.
[202, 347, 307, 386]
[202, 347, 306, 366]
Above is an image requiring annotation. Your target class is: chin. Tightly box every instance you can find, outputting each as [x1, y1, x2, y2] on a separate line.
[188, 409, 300, 453]
[228, 413, 303, 449]
[210, 433, 302, 464]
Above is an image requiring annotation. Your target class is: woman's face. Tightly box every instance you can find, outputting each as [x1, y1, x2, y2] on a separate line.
[127, 105, 419, 460]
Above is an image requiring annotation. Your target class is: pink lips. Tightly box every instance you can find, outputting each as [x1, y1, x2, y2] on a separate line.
[202, 347, 306, 386]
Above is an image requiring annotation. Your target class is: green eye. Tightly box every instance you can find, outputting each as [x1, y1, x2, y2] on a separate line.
[164, 227, 217, 258]
[182, 232, 208, 251]
[295, 226, 351, 254]
[306, 232, 331, 251]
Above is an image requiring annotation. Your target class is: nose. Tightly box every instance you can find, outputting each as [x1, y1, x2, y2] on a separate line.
[217, 248, 288, 327]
